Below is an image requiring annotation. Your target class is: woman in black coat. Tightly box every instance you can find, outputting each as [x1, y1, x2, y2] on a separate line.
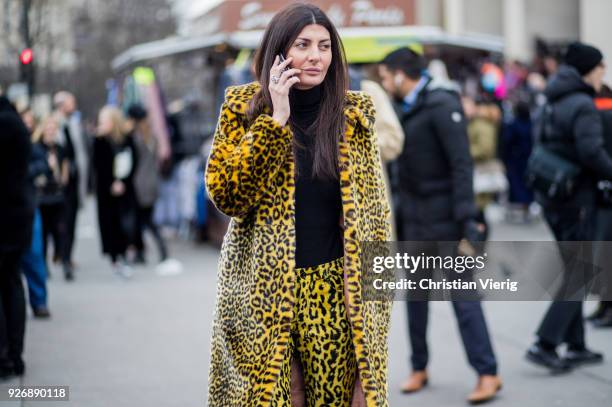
[31, 116, 70, 276]
[92, 106, 137, 278]
[500, 101, 534, 212]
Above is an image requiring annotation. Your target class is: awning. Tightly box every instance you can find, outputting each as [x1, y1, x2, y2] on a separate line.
[112, 25, 503, 70]
[339, 26, 503, 63]
[111, 33, 228, 71]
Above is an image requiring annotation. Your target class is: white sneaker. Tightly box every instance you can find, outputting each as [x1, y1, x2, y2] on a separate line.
[113, 262, 133, 279]
[155, 258, 183, 276]
[120, 263, 134, 279]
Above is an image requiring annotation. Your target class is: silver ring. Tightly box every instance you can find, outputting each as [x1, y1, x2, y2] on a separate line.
[271, 75, 280, 84]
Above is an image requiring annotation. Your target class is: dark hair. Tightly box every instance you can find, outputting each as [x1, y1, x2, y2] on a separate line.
[515, 100, 531, 121]
[0, 96, 17, 114]
[127, 104, 148, 121]
[381, 47, 426, 80]
[248, 3, 348, 180]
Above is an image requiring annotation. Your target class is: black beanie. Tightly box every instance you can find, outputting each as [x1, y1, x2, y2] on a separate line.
[127, 103, 147, 121]
[565, 42, 603, 76]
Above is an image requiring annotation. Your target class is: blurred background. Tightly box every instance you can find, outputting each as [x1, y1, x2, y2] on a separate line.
[0, 0, 611, 406]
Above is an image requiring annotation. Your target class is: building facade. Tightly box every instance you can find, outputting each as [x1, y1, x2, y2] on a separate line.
[415, 0, 611, 83]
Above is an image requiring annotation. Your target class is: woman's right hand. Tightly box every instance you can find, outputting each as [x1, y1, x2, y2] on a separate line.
[269, 55, 301, 127]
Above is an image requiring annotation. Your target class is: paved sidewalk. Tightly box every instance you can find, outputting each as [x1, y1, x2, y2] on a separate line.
[0, 202, 610, 406]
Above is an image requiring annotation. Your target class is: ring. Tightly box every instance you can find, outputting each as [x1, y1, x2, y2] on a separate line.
[271, 75, 280, 84]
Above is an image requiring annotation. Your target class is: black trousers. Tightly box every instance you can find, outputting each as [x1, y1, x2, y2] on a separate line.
[63, 183, 79, 264]
[39, 202, 67, 267]
[537, 301, 584, 348]
[402, 241, 498, 376]
[536, 203, 595, 348]
[407, 300, 498, 375]
[0, 249, 26, 367]
[133, 206, 168, 262]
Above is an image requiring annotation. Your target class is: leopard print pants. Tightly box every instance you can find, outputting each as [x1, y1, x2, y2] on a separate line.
[271, 257, 357, 406]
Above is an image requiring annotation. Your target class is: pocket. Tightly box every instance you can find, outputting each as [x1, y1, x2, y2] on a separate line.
[299, 265, 348, 341]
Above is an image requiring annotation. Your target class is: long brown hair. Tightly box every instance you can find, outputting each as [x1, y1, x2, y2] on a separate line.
[248, 3, 348, 180]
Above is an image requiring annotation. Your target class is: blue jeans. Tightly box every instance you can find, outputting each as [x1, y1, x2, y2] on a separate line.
[20, 209, 48, 310]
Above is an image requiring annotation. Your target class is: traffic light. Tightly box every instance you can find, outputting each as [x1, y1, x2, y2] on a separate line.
[19, 48, 33, 65]
[19, 48, 35, 97]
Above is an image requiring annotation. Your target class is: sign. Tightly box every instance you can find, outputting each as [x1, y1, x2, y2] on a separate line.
[193, 0, 415, 35]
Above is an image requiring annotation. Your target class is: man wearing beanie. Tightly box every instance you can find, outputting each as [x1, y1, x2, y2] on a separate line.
[526, 42, 610, 373]
[565, 42, 604, 77]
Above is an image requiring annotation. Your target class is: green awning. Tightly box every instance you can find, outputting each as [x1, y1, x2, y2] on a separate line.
[342, 36, 424, 64]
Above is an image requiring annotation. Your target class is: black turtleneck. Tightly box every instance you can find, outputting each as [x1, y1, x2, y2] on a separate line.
[290, 85, 343, 268]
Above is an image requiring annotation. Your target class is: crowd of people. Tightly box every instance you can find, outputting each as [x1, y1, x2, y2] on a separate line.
[374, 42, 612, 403]
[0, 91, 174, 380]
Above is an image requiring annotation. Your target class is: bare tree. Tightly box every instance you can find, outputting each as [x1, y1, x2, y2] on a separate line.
[71, 0, 177, 120]
[2, 0, 177, 117]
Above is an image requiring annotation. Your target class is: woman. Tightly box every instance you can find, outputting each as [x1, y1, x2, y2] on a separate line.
[126, 104, 168, 264]
[31, 115, 70, 277]
[500, 100, 534, 222]
[463, 95, 504, 239]
[21, 108, 54, 307]
[205, 4, 391, 406]
[92, 106, 137, 278]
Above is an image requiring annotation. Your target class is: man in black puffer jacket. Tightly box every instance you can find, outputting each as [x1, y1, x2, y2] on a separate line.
[526, 42, 611, 373]
[0, 96, 34, 379]
[589, 86, 612, 327]
[379, 48, 500, 404]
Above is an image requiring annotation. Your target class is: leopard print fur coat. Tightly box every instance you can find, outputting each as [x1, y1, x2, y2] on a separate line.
[205, 81, 392, 406]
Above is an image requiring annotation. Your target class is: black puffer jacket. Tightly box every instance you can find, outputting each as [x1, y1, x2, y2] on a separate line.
[394, 78, 476, 240]
[0, 97, 34, 250]
[595, 97, 612, 165]
[537, 65, 612, 207]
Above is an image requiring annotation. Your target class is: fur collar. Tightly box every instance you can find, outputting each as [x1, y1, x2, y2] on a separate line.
[223, 81, 374, 131]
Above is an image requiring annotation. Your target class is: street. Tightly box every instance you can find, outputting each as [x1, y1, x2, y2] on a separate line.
[1, 200, 611, 407]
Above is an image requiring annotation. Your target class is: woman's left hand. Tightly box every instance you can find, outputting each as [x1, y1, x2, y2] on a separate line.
[351, 376, 366, 407]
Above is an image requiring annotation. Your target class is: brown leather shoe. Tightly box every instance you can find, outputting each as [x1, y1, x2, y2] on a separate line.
[467, 375, 502, 404]
[400, 370, 428, 394]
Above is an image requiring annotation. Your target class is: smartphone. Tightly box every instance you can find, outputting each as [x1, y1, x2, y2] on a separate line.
[279, 53, 290, 73]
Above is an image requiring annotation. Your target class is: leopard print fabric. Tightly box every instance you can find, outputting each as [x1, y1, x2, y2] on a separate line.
[205, 82, 392, 406]
[271, 257, 356, 406]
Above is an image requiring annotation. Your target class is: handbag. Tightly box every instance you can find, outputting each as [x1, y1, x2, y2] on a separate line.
[474, 159, 508, 194]
[113, 148, 133, 180]
[525, 104, 582, 201]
